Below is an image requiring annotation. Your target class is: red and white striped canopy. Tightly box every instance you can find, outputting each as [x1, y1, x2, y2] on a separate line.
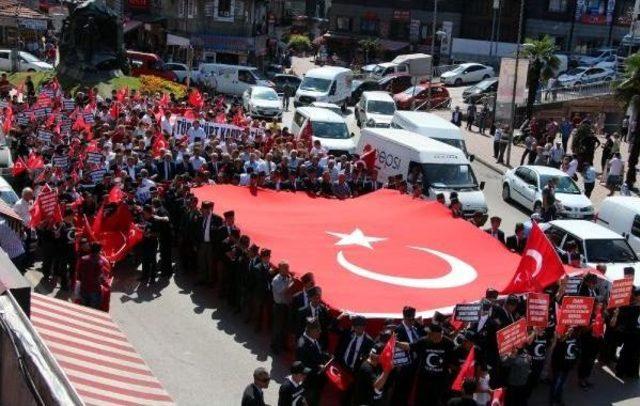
[30, 293, 174, 406]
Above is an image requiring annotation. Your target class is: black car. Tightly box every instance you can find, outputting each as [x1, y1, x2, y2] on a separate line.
[272, 74, 302, 94]
[462, 77, 498, 104]
[349, 79, 381, 105]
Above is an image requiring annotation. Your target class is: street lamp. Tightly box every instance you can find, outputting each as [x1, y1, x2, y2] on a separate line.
[505, 0, 526, 167]
[430, 0, 439, 56]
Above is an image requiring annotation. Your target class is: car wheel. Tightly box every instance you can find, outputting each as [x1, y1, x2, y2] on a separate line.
[574, 81, 582, 88]
[454, 78, 463, 86]
[483, 74, 490, 80]
[502, 184, 511, 202]
[27, 68, 35, 72]
[341, 101, 348, 114]
[605, 77, 612, 81]
[182, 77, 188, 84]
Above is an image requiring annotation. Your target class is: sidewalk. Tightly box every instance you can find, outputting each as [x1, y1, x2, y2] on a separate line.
[453, 119, 630, 208]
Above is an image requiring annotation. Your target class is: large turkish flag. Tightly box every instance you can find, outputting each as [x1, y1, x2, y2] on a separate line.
[192, 185, 522, 318]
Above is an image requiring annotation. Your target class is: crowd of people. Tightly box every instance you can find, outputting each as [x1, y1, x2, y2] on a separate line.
[0, 79, 638, 406]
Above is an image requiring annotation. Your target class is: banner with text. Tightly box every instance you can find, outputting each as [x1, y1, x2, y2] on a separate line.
[527, 292, 550, 328]
[497, 318, 528, 356]
[559, 296, 595, 326]
[608, 277, 634, 309]
[454, 303, 481, 323]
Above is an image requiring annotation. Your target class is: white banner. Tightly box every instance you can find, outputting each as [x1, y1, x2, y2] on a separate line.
[174, 117, 265, 141]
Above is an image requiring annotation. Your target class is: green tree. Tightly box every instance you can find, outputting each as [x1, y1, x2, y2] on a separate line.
[615, 52, 640, 188]
[358, 38, 380, 64]
[521, 35, 560, 118]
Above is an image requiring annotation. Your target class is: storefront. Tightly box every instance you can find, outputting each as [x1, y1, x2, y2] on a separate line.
[195, 34, 268, 67]
[0, 3, 49, 51]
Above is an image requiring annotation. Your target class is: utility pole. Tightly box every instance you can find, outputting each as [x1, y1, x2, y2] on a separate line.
[426, 0, 438, 111]
[489, 0, 498, 57]
[567, 0, 577, 53]
[494, 0, 502, 56]
[506, 0, 526, 167]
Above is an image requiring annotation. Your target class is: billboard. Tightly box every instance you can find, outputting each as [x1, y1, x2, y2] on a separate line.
[495, 57, 529, 124]
[575, 0, 617, 25]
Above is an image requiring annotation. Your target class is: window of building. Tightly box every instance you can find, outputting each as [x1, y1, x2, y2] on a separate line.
[389, 20, 409, 41]
[213, 0, 234, 21]
[548, 0, 568, 13]
[179, 0, 197, 18]
[336, 16, 352, 31]
[360, 18, 379, 35]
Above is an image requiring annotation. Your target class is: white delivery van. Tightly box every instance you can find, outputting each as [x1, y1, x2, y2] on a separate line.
[371, 62, 408, 79]
[294, 67, 353, 111]
[371, 54, 432, 80]
[196, 63, 273, 95]
[391, 110, 470, 157]
[291, 107, 357, 156]
[596, 196, 640, 254]
[357, 128, 487, 216]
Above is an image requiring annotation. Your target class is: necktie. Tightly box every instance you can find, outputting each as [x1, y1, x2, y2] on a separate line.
[345, 335, 358, 368]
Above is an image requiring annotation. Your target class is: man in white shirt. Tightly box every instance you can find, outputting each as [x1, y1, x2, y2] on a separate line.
[566, 155, 579, 178]
[186, 120, 206, 144]
[13, 187, 33, 227]
[606, 152, 625, 196]
[189, 148, 207, 172]
[160, 110, 173, 137]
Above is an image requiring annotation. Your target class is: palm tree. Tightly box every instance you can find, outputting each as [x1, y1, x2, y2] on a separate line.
[358, 38, 380, 64]
[521, 35, 560, 118]
[615, 52, 640, 188]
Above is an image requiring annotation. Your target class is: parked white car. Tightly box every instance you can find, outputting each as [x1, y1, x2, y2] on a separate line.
[541, 220, 640, 285]
[243, 86, 282, 119]
[578, 48, 616, 66]
[502, 166, 594, 219]
[557, 66, 615, 88]
[440, 63, 494, 86]
[596, 196, 640, 255]
[163, 62, 195, 84]
[0, 49, 53, 72]
[309, 102, 343, 116]
[355, 91, 396, 128]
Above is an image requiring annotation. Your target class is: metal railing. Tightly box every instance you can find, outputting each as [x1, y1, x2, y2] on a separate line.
[412, 97, 452, 111]
[432, 64, 459, 79]
[534, 80, 618, 105]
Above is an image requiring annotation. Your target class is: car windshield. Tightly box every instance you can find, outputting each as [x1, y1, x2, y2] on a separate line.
[300, 76, 332, 92]
[436, 138, 466, 153]
[475, 79, 496, 90]
[367, 100, 395, 115]
[448, 65, 467, 74]
[422, 163, 478, 189]
[253, 89, 278, 100]
[20, 52, 40, 63]
[311, 121, 350, 139]
[540, 175, 581, 194]
[0, 190, 18, 205]
[252, 70, 266, 81]
[565, 68, 587, 76]
[403, 86, 423, 95]
[585, 239, 638, 263]
[372, 65, 388, 76]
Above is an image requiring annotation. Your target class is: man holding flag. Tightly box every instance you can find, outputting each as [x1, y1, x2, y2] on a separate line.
[352, 342, 392, 406]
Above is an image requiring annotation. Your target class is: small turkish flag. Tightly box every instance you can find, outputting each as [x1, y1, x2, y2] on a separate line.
[491, 387, 505, 406]
[380, 334, 396, 372]
[451, 346, 475, 391]
[501, 223, 565, 294]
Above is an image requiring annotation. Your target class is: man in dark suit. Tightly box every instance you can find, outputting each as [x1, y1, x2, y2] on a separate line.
[506, 222, 527, 254]
[156, 152, 176, 182]
[451, 106, 463, 127]
[334, 315, 374, 372]
[296, 286, 331, 348]
[241, 367, 270, 406]
[195, 200, 222, 285]
[278, 361, 309, 406]
[296, 319, 330, 406]
[216, 210, 241, 299]
[291, 272, 315, 312]
[484, 216, 506, 245]
[391, 306, 423, 406]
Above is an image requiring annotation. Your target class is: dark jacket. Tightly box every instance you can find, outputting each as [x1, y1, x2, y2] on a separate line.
[241, 383, 265, 406]
[506, 235, 527, 254]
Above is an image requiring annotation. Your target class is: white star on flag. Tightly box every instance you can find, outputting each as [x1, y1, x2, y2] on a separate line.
[326, 228, 386, 249]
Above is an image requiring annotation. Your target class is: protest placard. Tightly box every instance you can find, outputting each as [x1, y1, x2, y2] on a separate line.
[90, 168, 107, 183]
[62, 99, 75, 111]
[454, 303, 481, 323]
[52, 156, 69, 168]
[558, 296, 594, 326]
[564, 276, 582, 295]
[526, 292, 550, 328]
[497, 318, 528, 355]
[86, 152, 103, 165]
[608, 277, 634, 309]
[37, 130, 53, 144]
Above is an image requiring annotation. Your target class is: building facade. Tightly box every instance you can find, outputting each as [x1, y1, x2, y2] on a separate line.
[328, 0, 636, 57]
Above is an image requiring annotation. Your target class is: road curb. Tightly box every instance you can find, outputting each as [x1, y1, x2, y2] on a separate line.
[473, 155, 507, 176]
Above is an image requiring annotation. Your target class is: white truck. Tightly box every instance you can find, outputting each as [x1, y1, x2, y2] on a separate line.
[370, 53, 433, 80]
[294, 67, 353, 112]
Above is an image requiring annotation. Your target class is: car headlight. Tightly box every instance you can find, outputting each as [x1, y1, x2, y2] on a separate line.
[367, 118, 376, 126]
[580, 206, 594, 212]
[563, 205, 572, 211]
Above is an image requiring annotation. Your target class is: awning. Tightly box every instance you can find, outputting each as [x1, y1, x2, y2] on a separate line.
[167, 33, 190, 47]
[30, 294, 174, 405]
[123, 19, 142, 34]
[379, 39, 409, 52]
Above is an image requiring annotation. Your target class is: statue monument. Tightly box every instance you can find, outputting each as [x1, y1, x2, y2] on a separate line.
[58, 0, 129, 79]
